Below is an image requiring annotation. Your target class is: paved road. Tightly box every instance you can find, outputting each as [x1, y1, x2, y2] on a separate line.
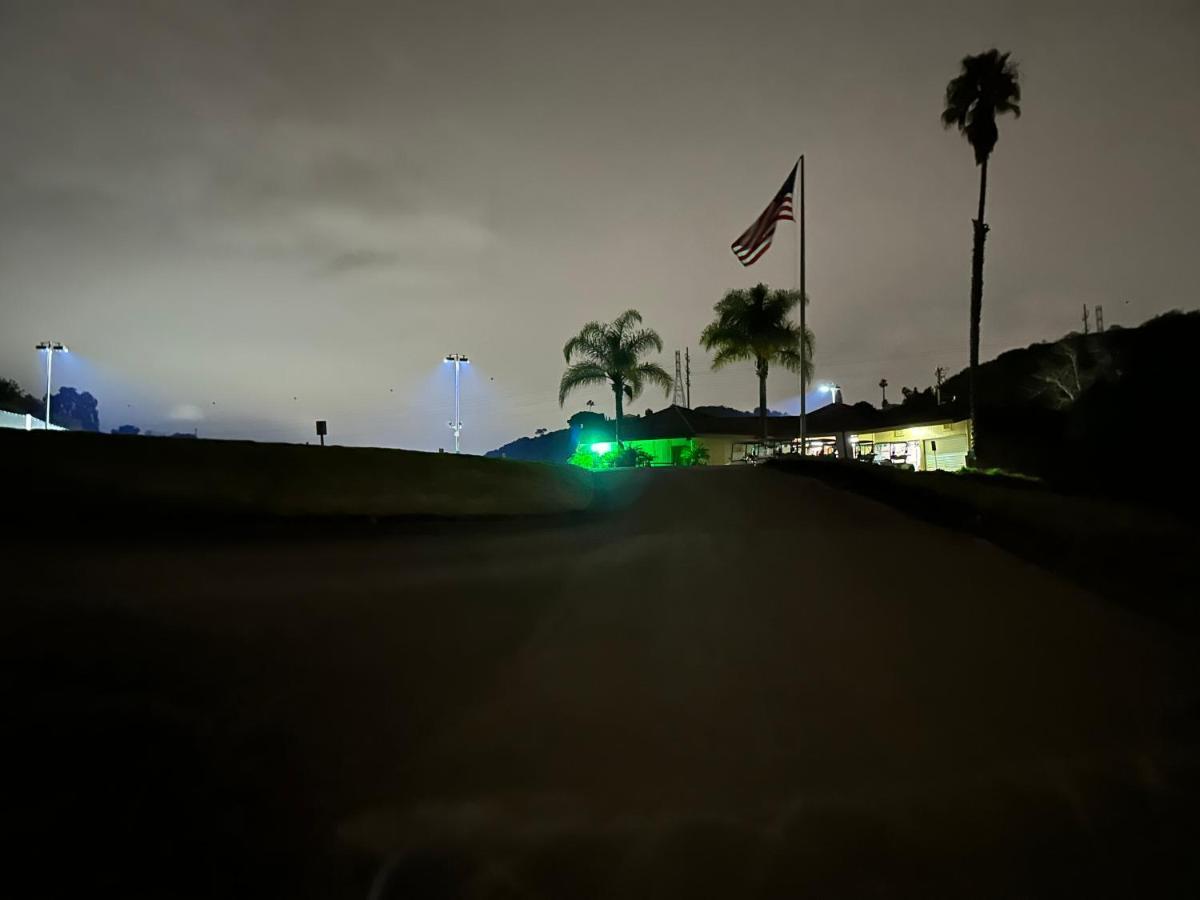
[7, 467, 1200, 898]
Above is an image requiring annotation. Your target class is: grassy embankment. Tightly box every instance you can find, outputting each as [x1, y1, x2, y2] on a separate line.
[767, 457, 1200, 630]
[0, 429, 595, 522]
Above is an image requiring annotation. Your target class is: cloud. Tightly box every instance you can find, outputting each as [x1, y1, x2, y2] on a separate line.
[322, 249, 402, 275]
[168, 403, 205, 421]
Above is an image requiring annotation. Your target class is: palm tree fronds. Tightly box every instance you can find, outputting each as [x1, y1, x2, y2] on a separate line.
[941, 48, 1021, 164]
[625, 328, 664, 358]
[558, 362, 609, 407]
[611, 309, 643, 338]
[709, 343, 755, 370]
[558, 309, 669, 443]
[634, 361, 673, 400]
[701, 284, 815, 417]
[775, 346, 815, 382]
[563, 322, 608, 363]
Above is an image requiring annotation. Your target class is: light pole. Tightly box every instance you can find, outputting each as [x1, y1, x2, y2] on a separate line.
[444, 353, 469, 453]
[35, 341, 68, 429]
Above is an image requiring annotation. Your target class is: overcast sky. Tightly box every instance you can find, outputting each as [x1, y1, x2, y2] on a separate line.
[1, 0, 1197, 450]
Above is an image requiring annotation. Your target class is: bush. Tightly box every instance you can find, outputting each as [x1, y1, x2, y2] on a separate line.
[602, 446, 653, 469]
[567, 445, 653, 469]
[567, 446, 599, 469]
[679, 441, 710, 467]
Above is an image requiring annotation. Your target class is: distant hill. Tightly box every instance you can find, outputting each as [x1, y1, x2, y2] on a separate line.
[486, 410, 601, 463]
[486, 427, 577, 464]
[693, 405, 788, 418]
[942, 308, 1200, 502]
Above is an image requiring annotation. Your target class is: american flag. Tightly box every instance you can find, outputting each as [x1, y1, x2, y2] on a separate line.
[730, 161, 797, 266]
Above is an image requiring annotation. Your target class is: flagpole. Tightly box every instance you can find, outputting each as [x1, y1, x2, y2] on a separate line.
[798, 154, 806, 454]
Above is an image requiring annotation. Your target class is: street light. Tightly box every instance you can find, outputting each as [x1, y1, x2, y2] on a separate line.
[35, 341, 68, 430]
[824, 382, 841, 405]
[444, 353, 469, 453]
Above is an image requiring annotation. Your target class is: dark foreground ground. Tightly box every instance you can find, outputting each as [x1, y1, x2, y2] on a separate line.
[5, 467, 1200, 898]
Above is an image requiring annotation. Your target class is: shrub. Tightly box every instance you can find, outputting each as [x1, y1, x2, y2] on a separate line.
[601, 446, 653, 469]
[567, 446, 599, 469]
[568, 445, 652, 469]
[679, 441, 710, 467]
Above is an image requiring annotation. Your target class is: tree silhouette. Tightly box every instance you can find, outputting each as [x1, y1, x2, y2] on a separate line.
[700, 283, 814, 441]
[0, 377, 40, 416]
[942, 48, 1021, 462]
[49, 387, 100, 431]
[559, 310, 672, 445]
[879, 378, 889, 406]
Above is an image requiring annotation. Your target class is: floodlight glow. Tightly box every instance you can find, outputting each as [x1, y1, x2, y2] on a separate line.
[590, 442, 612, 454]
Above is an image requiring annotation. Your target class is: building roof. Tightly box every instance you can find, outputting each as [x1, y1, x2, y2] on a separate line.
[582, 402, 967, 443]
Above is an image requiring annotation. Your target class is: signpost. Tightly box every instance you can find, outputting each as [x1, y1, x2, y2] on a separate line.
[315, 419, 327, 447]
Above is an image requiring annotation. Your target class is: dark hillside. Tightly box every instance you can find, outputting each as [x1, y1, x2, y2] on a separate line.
[946, 309, 1200, 504]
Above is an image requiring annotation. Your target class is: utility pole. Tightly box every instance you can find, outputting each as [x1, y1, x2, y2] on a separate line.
[1082, 304, 1090, 335]
[672, 351, 685, 407]
[35, 341, 68, 429]
[935, 366, 946, 406]
[1095, 305, 1104, 333]
[443, 353, 469, 453]
[685, 347, 691, 409]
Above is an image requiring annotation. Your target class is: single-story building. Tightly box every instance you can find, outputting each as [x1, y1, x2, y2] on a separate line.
[573, 402, 971, 472]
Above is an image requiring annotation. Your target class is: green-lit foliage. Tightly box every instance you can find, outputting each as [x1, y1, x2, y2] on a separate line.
[567, 444, 653, 470]
[679, 440, 710, 467]
[567, 445, 601, 470]
[609, 447, 653, 468]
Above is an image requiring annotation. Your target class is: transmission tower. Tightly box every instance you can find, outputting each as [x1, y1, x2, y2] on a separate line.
[935, 366, 946, 405]
[1082, 304, 1090, 335]
[672, 351, 685, 407]
[1095, 305, 1104, 333]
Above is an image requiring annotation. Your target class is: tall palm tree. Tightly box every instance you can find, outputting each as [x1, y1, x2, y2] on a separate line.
[700, 283, 814, 442]
[879, 378, 889, 406]
[559, 309, 673, 446]
[942, 48, 1021, 462]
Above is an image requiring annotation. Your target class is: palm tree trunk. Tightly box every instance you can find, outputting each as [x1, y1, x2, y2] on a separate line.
[757, 358, 769, 443]
[968, 156, 989, 464]
[613, 382, 624, 447]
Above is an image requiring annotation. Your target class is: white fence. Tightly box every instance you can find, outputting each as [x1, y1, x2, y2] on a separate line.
[0, 410, 66, 431]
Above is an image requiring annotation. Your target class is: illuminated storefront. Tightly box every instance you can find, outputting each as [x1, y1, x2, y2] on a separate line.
[851, 420, 970, 471]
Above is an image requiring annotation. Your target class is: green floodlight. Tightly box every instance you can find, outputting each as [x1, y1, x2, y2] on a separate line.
[590, 441, 612, 454]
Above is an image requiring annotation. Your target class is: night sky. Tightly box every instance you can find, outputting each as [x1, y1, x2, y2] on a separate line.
[2, 1, 1196, 452]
